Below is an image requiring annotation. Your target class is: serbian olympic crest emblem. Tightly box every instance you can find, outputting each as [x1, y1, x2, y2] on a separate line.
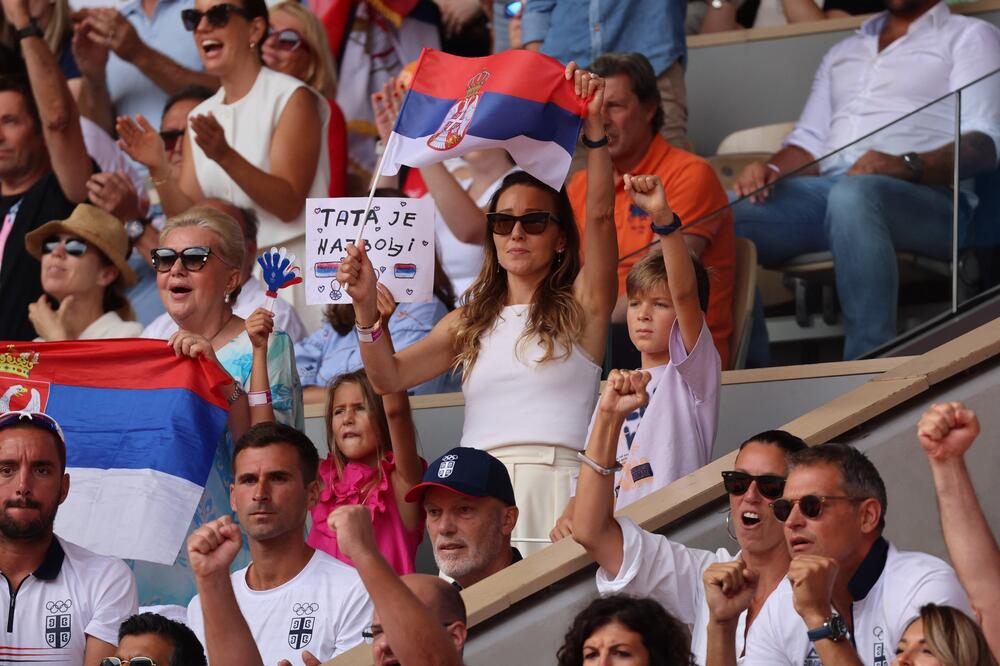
[438, 454, 458, 479]
[427, 70, 490, 152]
[45, 599, 72, 649]
[0, 347, 49, 412]
[288, 602, 318, 650]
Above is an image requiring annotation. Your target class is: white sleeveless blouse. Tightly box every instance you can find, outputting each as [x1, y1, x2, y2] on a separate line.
[461, 304, 601, 451]
[190, 67, 330, 246]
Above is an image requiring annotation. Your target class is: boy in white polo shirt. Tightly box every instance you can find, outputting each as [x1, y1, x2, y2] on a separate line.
[0, 411, 137, 665]
[707, 443, 970, 666]
[186, 423, 372, 664]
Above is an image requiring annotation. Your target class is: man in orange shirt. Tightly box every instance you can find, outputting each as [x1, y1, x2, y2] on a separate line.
[568, 53, 735, 368]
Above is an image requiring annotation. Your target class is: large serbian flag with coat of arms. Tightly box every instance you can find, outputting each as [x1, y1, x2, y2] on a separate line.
[0, 339, 230, 564]
[381, 48, 586, 191]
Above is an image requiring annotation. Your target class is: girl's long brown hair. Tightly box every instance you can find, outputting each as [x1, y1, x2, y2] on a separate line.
[453, 171, 584, 376]
[325, 369, 392, 482]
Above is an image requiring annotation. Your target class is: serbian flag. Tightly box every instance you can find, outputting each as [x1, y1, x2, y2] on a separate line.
[0, 340, 230, 564]
[382, 49, 586, 190]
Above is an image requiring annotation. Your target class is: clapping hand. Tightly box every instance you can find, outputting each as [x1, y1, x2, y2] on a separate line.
[190, 113, 233, 164]
[371, 77, 405, 145]
[87, 171, 145, 222]
[117, 114, 169, 174]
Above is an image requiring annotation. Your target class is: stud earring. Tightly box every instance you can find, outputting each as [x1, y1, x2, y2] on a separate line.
[224, 292, 231, 304]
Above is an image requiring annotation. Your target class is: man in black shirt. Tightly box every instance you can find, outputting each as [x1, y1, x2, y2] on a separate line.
[0, 0, 91, 340]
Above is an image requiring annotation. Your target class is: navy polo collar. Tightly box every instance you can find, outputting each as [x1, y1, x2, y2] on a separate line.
[848, 536, 889, 601]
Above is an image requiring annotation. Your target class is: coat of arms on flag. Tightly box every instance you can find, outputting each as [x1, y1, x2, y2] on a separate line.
[427, 70, 489, 151]
[0, 347, 49, 412]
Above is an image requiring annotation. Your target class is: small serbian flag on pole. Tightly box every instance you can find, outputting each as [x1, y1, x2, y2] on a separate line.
[381, 48, 585, 191]
[0, 340, 231, 564]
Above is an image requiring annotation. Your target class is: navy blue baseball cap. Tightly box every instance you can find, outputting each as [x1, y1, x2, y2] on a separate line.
[405, 447, 516, 506]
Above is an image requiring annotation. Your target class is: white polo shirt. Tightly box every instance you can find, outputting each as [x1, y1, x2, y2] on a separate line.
[0, 536, 138, 663]
[187, 550, 373, 665]
[596, 518, 748, 665]
[743, 539, 972, 666]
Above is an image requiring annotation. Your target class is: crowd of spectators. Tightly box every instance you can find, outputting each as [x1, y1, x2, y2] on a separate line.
[1, 0, 1000, 663]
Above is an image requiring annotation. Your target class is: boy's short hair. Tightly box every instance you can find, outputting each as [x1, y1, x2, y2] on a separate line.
[625, 249, 710, 312]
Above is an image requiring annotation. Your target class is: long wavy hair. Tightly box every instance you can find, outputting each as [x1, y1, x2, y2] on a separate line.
[453, 171, 583, 375]
[918, 604, 998, 666]
[556, 595, 696, 666]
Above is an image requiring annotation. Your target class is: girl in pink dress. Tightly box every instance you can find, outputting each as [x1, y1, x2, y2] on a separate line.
[306, 286, 426, 575]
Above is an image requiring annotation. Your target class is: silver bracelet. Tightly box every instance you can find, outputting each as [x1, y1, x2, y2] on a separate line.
[226, 384, 246, 406]
[576, 451, 623, 476]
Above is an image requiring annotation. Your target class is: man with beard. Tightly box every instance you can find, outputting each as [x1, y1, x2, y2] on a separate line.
[186, 422, 372, 664]
[405, 447, 521, 590]
[732, 0, 1000, 361]
[0, 411, 137, 664]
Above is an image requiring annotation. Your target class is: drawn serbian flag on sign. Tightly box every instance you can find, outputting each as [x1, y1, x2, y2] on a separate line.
[381, 48, 586, 191]
[0, 340, 230, 564]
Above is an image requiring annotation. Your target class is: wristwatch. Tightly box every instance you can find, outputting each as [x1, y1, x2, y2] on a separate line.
[901, 152, 924, 183]
[807, 615, 849, 643]
[16, 18, 44, 41]
[125, 217, 151, 242]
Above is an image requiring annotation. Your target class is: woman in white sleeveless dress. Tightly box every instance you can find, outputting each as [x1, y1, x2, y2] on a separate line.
[337, 64, 618, 556]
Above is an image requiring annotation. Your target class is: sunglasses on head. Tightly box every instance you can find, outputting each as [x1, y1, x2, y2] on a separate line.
[181, 3, 249, 31]
[721, 471, 786, 500]
[151, 246, 215, 273]
[100, 658, 157, 666]
[0, 411, 66, 442]
[266, 27, 305, 51]
[770, 495, 864, 522]
[486, 211, 559, 235]
[42, 237, 88, 257]
[159, 128, 185, 152]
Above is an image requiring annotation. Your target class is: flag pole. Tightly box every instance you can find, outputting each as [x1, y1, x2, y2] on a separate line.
[354, 132, 396, 246]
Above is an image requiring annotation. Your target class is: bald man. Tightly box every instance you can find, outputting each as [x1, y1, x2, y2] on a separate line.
[190, 505, 465, 666]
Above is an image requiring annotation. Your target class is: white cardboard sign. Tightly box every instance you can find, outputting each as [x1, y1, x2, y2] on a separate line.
[305, 197, 436, 305]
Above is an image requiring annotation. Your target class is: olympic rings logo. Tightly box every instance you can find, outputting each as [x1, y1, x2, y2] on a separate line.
[46, 600, 73, 613]
[293, 603, 319, 616]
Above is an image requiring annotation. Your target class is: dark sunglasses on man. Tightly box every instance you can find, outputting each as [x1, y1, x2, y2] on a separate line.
[721, 470, 786, 500]
[41, 237, 89, 257]
[770, 495, 865, 522]
[266, 27, 306, 52]
[151, 246, 219, 273]
[486, 211, 559, 235]
[181, 3, 249, 31]
[100, 657, 157, 666]
[159, 128, 185, 152]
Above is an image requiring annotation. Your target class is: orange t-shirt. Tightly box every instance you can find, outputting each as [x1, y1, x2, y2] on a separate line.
[569, 135, 735, 368]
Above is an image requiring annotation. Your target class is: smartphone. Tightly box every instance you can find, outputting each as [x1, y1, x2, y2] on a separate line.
[504, 0, 522, 18]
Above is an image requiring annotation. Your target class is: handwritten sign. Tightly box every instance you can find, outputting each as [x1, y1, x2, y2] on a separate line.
[305, 197, 436, 305]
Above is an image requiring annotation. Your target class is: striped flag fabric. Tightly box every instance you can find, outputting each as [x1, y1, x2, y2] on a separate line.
[0, 340, 230, 564]
[382, 48, 586, 190]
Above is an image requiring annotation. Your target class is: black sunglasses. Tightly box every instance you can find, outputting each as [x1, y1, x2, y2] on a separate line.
[486, 211, 559, 235]
[721, 471, 786, 500]
[151, 246, 215, 273]
[160, 128, 185, 152]
[363, 622, 454, 645]
[770, 495, 864, 522]
[42, 237, 88, 257]
[181, 3, 249, 31]
[101, 658, 156, 666]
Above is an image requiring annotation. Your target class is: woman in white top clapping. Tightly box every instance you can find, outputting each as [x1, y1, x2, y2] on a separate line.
[336, 63, 618, 556]
[115, 0, 328, 249]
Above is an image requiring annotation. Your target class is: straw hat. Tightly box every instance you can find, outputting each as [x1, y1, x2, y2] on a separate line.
[25, 204, 138, 287]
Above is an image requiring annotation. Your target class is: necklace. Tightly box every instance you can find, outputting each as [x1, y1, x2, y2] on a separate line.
[207, 313, 236, 346]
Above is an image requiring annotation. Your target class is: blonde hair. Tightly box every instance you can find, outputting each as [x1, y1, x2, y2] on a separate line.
[325, 370, 391, 483]
[161, 207, 245, 299]
[624, 248, 711, 312]
[453, 172, 584, 376]
[920, 604, 998, 666]
[271, 1, 338, 98]
[1, 0, 71, 57]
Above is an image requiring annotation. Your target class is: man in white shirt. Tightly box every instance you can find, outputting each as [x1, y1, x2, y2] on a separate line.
[732, 0, 1000, 360]
[709, 442, 971, 666]
[572, 369, 806, 665]
[0, 411, 137, 665]
[186, 422, 372, 664]
[142, 200, 308, 341]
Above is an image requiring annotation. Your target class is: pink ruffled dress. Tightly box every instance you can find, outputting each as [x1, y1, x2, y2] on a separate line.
[307, 452, 425, 575]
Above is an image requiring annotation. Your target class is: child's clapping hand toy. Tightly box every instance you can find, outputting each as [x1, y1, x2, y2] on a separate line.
[257, 247, 303, 312]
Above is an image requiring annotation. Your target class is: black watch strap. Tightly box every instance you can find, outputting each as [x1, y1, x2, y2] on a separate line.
[650, 212, 683, 236]
[581, 134, 609, 149]
[16, 18, 44, 41]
